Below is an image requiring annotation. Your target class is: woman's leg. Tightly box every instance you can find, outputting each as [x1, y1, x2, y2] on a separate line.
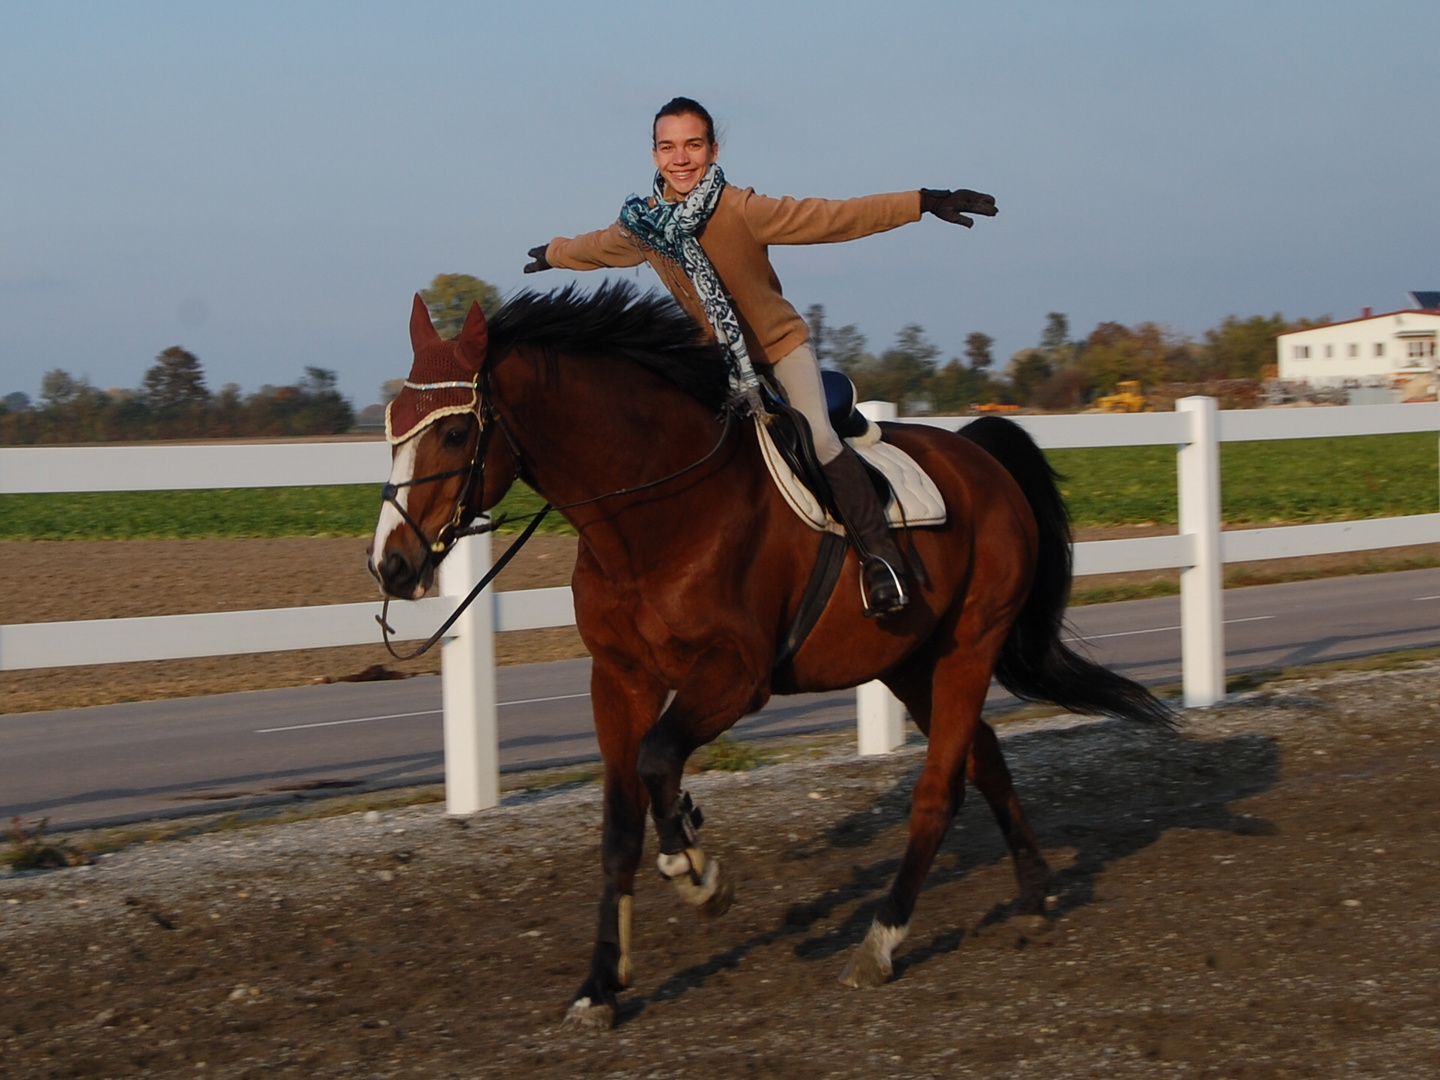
[771, 343, 845, 464]
[772, 343, 908, 616]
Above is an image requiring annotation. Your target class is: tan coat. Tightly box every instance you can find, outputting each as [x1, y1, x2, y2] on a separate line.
[545, 186, 922, 366]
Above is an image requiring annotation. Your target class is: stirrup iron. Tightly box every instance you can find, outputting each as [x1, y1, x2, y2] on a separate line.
[860, 556, 908, 618]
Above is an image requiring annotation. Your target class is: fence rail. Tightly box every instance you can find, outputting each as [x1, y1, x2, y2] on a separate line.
[1, 399, 1435, 813]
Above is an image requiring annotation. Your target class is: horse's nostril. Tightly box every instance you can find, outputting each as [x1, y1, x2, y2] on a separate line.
[379, 551, 415, 593]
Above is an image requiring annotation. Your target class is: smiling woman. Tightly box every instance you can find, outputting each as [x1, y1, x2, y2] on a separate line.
[525, 95, 999, 617]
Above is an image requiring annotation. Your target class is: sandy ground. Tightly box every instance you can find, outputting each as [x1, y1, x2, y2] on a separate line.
[1, 660, 1438, 1078]
[0, 530, 1434, 715]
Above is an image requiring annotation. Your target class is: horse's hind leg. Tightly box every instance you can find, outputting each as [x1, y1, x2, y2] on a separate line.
[564, 657, 665, 1029]
[967, 719, 1050, 914]
[840, 649, 994, 989]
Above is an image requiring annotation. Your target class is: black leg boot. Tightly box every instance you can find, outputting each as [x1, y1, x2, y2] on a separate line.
[822, 449, 909, 617]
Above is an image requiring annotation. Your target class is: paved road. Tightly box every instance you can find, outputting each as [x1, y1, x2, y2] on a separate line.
[4, 567, 1438, 830]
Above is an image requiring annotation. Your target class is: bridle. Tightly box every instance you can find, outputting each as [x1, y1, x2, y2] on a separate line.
[378, 375, 496, 564]
[375, 356, 740, 659]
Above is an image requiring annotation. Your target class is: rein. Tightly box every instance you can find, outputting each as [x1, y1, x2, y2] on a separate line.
[375, 363, 741, 660]
[376, 505, 551, 661]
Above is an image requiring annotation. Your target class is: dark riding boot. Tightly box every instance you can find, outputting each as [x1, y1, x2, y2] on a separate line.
[822, 449, 909, 618]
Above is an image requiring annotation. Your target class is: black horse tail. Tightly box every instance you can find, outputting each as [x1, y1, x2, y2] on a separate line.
[958, 416, 1173, 727]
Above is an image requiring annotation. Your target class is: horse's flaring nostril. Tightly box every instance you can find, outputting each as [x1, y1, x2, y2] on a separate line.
[379, 551, 415, 594]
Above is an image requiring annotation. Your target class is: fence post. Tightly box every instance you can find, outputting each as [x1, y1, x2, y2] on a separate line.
[1176, 396, 1225, 707]
[853, 400, 907, 754]
[857, 680, 906, 755]
[438, 531, 499, 814]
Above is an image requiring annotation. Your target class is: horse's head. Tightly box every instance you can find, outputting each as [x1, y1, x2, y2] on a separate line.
[368, 295, 519, 599]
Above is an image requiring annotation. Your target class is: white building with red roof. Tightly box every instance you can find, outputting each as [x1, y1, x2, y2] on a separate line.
[1277, 293, 1440, 396]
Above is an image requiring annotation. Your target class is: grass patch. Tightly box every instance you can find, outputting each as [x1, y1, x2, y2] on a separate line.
[1070, 579, 1181, 606]
[3, 817, 91, 870]
[687, 735, 767, 773]
[1049, 432, 1437, 528]
[510, 765, 603, 795]
[0, 483, 572, 541]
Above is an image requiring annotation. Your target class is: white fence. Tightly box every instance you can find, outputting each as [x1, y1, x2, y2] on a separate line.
[1, 399, 1436, 813]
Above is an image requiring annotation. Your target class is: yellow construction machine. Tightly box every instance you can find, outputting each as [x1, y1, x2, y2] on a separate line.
[1094, 380, 1152, 413]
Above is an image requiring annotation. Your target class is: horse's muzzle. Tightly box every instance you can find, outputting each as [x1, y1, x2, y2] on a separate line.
[373, 549, 431, 601]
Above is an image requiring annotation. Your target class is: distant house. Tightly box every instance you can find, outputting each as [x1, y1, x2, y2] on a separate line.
[1276, 293, 1440, 400]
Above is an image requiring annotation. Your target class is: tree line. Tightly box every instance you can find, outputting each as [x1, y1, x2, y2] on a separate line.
[807, 305, 1327, 413]
[0, 348, 354, 444]
[0, 270, 1325, 445]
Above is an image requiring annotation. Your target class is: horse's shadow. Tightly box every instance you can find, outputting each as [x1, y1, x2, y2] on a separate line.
[616, 716, 1282, 1024]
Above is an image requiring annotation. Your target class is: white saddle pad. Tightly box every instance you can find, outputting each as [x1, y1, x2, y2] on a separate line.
[755, 417, 948, 534]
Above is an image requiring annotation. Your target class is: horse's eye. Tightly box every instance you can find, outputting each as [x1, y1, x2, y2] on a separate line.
[443, 426, 469, 448]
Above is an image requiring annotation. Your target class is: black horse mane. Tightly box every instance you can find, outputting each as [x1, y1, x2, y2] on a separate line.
[488, 281, 732, 411]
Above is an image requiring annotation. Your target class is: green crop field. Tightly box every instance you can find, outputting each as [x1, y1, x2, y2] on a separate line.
[0, 433, 1433, 541]
[1050, 432, 1437, 526]
[0, 482, 563, 541]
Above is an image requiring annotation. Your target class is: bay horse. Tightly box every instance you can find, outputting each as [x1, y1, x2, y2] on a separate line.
[369, 282, 1168, 1028]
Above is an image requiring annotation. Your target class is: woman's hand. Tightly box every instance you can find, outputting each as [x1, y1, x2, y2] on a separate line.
[523, 245, 552, 273]
[920, 189, 998, 228]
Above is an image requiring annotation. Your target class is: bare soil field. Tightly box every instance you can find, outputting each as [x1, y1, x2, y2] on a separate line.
[1, 531, 1434, 715]
[2, 661, 1439, 1078]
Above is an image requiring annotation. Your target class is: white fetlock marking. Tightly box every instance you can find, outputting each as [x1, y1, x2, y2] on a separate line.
[657, 851, 691, 880]
[617, 895, 633, 987]
[867, 920, 909, 965]
[563, 995, 613, 1028]
[840, 919, 911, 988]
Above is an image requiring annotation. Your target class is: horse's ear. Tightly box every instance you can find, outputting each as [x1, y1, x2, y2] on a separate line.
[457, 300, 489, 364]
[410, 294, 441, 352]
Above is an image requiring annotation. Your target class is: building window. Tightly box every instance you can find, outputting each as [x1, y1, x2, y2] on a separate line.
[1324, 344, 1333, 358]
[1407, 340, 1436, 359]
[1348, 343, 1358, 357]
[1375, 343, 1385, 357]
[1293, 345, 1310, 359]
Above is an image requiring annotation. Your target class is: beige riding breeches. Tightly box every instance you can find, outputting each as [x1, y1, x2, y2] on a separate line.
[771, 342, 844, 464]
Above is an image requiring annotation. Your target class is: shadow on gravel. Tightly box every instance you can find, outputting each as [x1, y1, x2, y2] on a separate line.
[617, 719, 1280, 1024]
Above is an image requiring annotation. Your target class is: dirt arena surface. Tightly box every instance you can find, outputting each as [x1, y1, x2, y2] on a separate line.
[2, 662, 1438, 1078]
[1, 531, 1434, 715]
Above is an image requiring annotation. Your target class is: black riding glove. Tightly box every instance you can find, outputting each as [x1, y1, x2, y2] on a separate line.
[920, 188, 998, 228]
[523, 244, 552, 273]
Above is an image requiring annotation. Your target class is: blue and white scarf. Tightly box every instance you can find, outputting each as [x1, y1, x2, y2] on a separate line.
[619, 164, 762, 412]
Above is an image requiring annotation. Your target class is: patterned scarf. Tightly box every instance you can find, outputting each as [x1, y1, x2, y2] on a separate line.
[619, 164, 762, 412]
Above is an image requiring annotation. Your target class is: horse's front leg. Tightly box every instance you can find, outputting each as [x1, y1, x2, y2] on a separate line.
[636, 646, 762, 920]
[563, 656, 667, 1030]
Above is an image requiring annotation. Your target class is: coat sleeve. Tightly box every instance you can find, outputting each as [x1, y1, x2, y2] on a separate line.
[739, 189, 923, 246]
[545, 223, 646, 271]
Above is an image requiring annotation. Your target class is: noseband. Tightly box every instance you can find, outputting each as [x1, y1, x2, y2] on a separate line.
[378, 374, 502, 566]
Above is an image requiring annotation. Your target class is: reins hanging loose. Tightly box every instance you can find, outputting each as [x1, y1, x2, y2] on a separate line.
[376, 504, 552, 661]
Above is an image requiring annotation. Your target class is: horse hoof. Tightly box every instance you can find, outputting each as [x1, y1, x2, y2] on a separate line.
[839, 921, 908, 989]
[674, 856, 734, 918]
[698, 860, 735, 918]
[562, 996, 615, 1030]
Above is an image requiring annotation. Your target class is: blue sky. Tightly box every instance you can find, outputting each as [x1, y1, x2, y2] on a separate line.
[3, 2, 1437, 406]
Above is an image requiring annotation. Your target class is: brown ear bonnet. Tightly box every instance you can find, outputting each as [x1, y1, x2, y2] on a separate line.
[384, 295, 489, 444]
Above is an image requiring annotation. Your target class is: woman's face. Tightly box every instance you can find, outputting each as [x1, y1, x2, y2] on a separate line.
[652, 113, 718, 199]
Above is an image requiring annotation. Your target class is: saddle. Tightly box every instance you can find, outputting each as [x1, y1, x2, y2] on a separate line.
[757, 370, 947, 533]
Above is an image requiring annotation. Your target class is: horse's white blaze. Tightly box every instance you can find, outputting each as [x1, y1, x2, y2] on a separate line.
[372, 437, 418, 566]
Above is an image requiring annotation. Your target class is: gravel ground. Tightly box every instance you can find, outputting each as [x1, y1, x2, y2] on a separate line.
[2, 661, 1438, 1078]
